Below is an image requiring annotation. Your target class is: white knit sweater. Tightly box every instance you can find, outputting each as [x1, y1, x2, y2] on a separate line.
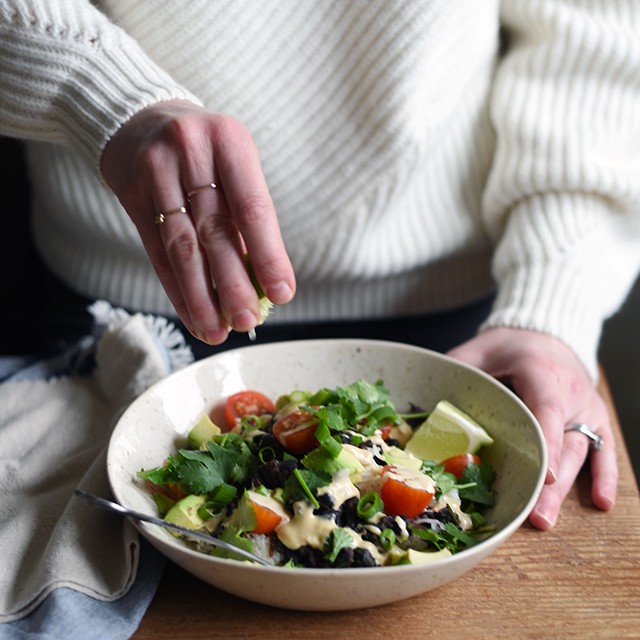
[1, 0, 640, 379]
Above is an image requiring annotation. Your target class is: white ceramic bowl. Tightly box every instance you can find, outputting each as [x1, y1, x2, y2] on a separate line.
[107, 339, 547, 611]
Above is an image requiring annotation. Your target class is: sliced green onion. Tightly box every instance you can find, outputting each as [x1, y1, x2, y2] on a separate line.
[289, 390, 311, 404]
[240, 415, 263, 431]
[258, 446, 276, 463]
[357, 491, 383, 519]
[307, 388, 332, 406]
[198, 501, 225, 520]
[293, 468, 320, 509]
[314, 422, 342, 458]
[209, 482, 237, 505]
[350, 434, 364, 447]
[379, 528, 396, 550]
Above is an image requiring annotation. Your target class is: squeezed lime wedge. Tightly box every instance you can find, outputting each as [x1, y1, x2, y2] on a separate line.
[404, 400, 494, 462]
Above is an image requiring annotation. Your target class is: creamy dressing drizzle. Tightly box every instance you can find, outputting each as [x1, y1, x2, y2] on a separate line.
[342, 444, 383, 492]
[384, 465, 436, 493]
[317, 468, 359, 508]
[276, 501, 337, 550]
[347, 529, 384, 565]
[434, 489, 473, 531]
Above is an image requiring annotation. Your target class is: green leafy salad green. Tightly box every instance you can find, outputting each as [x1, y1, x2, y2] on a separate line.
[138, 379, 496, 568]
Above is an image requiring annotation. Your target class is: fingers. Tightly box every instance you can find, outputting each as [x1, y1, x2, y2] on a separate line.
[211, 118, 296, 305]
[589, 419, 617, 511]
[530, 419, 615, 529]
[448, 328, 619, 530]
[102, 101, 296, 344]
[178, 115, 295, 337]
[529, 426, 591, 529]
[512, 370, 566, 485]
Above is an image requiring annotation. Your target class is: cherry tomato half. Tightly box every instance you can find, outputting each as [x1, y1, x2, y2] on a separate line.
[144, 480, 187, 502]
[248, 498, 285, 535]
[380, 465, 435, 518]
[272, 409, 319, 455]
[441, 453, 481, 479]
[224, 390, 276, 429]
[379, 424, 393, 440]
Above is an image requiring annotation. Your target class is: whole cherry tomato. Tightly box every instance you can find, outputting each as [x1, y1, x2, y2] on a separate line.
[441, 453, 481, 478]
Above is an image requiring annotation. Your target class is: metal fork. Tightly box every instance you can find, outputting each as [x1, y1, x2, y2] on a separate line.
[74, 489, 273, 566]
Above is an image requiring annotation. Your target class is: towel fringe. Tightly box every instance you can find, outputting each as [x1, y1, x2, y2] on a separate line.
[88, 301, 194, 373]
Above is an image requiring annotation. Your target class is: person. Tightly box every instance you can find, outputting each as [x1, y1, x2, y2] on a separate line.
[1, 0, 638, 532]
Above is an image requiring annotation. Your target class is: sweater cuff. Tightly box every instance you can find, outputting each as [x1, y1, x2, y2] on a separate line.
[57, 29, 202, 175]
[481, 192, 640, 382]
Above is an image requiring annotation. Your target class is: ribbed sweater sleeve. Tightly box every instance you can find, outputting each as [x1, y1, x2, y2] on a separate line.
[0, 0, 201, 174]
[482, 0, 640, 379]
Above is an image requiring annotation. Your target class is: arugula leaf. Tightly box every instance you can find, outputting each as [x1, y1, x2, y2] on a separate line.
[324, 528, 355, 563]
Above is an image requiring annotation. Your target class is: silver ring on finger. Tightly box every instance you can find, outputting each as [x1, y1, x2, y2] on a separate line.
[564, 423, 604, 451]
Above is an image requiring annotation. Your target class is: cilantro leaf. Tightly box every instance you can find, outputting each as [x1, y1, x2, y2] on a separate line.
[304, 379, 399, 437]
[420, 461, 457, 497]
[324, 528, 355, 563]
[443, 522, 480, 548]
[174, 433, 257, 495]
[458, 462, 496, 507]
[137, 455, 180, 485]
[175, 450, 224, 494]
[282, 468, 330, 505]
[410, 521, 479, 553]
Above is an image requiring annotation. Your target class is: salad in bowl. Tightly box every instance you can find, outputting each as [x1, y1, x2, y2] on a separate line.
[107, 339, 546, 610]
[138, 378, 497, 569]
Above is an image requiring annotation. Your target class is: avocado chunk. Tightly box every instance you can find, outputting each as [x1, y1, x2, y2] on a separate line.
[164, 494, 207, 534]
[405, 547, 452, 564]
[187, 414, 222, 449]
[301, 446, 364, 483]
[226, 490, 259, 533]
[383, 445, 423, 471]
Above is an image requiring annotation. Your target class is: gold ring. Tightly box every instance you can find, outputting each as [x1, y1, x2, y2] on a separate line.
[186, 182, 217, 199]
[154, 205, 188, 225]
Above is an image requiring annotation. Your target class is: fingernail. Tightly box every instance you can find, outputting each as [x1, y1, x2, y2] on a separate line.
[601, 497, 615, 510]
[533, 510, 555, 530]
[546, 466, 557, 484]
[200, 326, 229, 345]
[267, 282, 293, 304]
[231, 309, 257, 332]
[599, 491, 616, 511]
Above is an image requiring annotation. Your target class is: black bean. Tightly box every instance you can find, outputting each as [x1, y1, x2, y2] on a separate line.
[252, 458, 295, 489]
[352, 547, 379, 567]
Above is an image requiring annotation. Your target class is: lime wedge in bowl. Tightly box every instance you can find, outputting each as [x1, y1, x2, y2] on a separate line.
[405, 399, 494, 462]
